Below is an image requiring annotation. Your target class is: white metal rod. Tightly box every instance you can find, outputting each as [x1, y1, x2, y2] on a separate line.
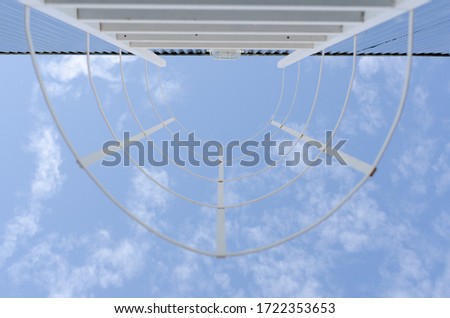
[24, 5, 218, 257]
[78, 9, 364, 25]
[46, 0, 394, 11]
[135, 59, 219, 183]
[86, 34, 218, 209]
[117, 34, 327, 42]
[129, 42, 315, 49]
[224, 50, 326, 185]
[271, 120, 373, 175]
[228, 10, 416, 256]
[79, 118, 175, 167]
[101, 23, 343, 35]
[25, 2, 416, 257]
[216, 154, 226, 258]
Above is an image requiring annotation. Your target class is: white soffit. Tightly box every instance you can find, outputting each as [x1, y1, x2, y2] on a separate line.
[20, 0, 429, 68]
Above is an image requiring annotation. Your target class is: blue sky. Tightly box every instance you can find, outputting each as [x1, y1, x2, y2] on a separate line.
[0, 49, 449, 297]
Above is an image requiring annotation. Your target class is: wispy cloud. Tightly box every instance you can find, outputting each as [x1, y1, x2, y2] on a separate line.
[432, 211, 450, 239]
[4, 153, 155, 296]
[127, 167, 171, 230]
[42, 55, 136, 83]
[342, 57, 407, 136]
[143, 65, 184, 110]
[40, 55, 138, 98]
[0, 125, 64, 266]
[8, 230, 148, 297]
[1, 62, 153, 296]
[433, 142, 450, 195]
[152, 77, 183, 106]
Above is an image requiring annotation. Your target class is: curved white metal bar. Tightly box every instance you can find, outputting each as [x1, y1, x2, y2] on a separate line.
[152, 62, 301, 164]
[145, 57, 312, 182]
[24, 6, 217, 257]
[223, 62, 301, 165]
[318, 35, 359, 166]
[372, 12, 414, 169]
[146, 50, 324, 184]
[126, 51, 302, 186]
[146, 51, 344, 195]
[36, 29, 349, 211]
[227, 11, 414, 256]
[147, 64, 286, 141]
[142, 52, 354, 208]
[27, 3, 415, 257]
[301, 51, 325, 133]
[119, 49, 148, 134]
[145, 61, 177, 136]
[79, 118, 175, 167]
[119, 50, 220, 183]
[85, 34, 219, 209]
[145, 51, 323, 186]
[90, 32, 326, 210]
[156, 66, 189, 133]
[221, 36, 357, 209]
[224, 51, 326, 182]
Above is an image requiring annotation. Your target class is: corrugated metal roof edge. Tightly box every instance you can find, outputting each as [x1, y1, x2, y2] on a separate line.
[1, 51, 449, 57]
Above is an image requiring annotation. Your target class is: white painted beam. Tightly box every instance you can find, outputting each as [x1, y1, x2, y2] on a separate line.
[46, 0, 395, 11]
[79, 118, 175, 167]
[271, 121, 373, 175]
[117, 34, 327, 43]
[129, 42, 315, 49]
[78, 9, 365, 25]
[101, 23, 343, 35]
[216, 154, 226, 258]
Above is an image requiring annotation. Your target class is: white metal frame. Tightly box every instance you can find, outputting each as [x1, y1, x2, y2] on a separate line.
[20, 0, 428, 68]
[25, 2, 417, 257]
[216, 154, 226, 257]
[271, 120, 373, 175]
[79, 118, 175, 167]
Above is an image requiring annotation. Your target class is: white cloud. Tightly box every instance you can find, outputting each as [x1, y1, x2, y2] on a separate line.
[8, 231, 148, 297]
[153, 78, 182, 106]
[433, 142, 450, 195]
[412, 85, 433, 131]
[127, 167, 171, 228]
[390, 82, 443, 194]
[325, 56, 350, 70]
[347, 77, 385, 135]
[144, 67, 184, 108]
[433, 256, 450, 296]
[116, 112, 129, 132]
[395, 138, 435, 194]
[358, 57, 381, 79]
[342, 57, 407, 136]
[318, 186, 387, 253]
[0, 126, 64, 266]
[4, 52, 448, 299]
[239, 248, 328, 297]
[3, 135, 159, 296]
[28, 127, 65, 199]
[42, 55, 86, 82]
[44, 81, 74, 99]
[432, 211, 450, 239]
[381, 247, 433, 297]
[39, 55, 139, 100]
[42, 55, 136, 84]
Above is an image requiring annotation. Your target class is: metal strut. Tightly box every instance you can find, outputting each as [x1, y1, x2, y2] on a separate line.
[216, 151, 226, 258]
